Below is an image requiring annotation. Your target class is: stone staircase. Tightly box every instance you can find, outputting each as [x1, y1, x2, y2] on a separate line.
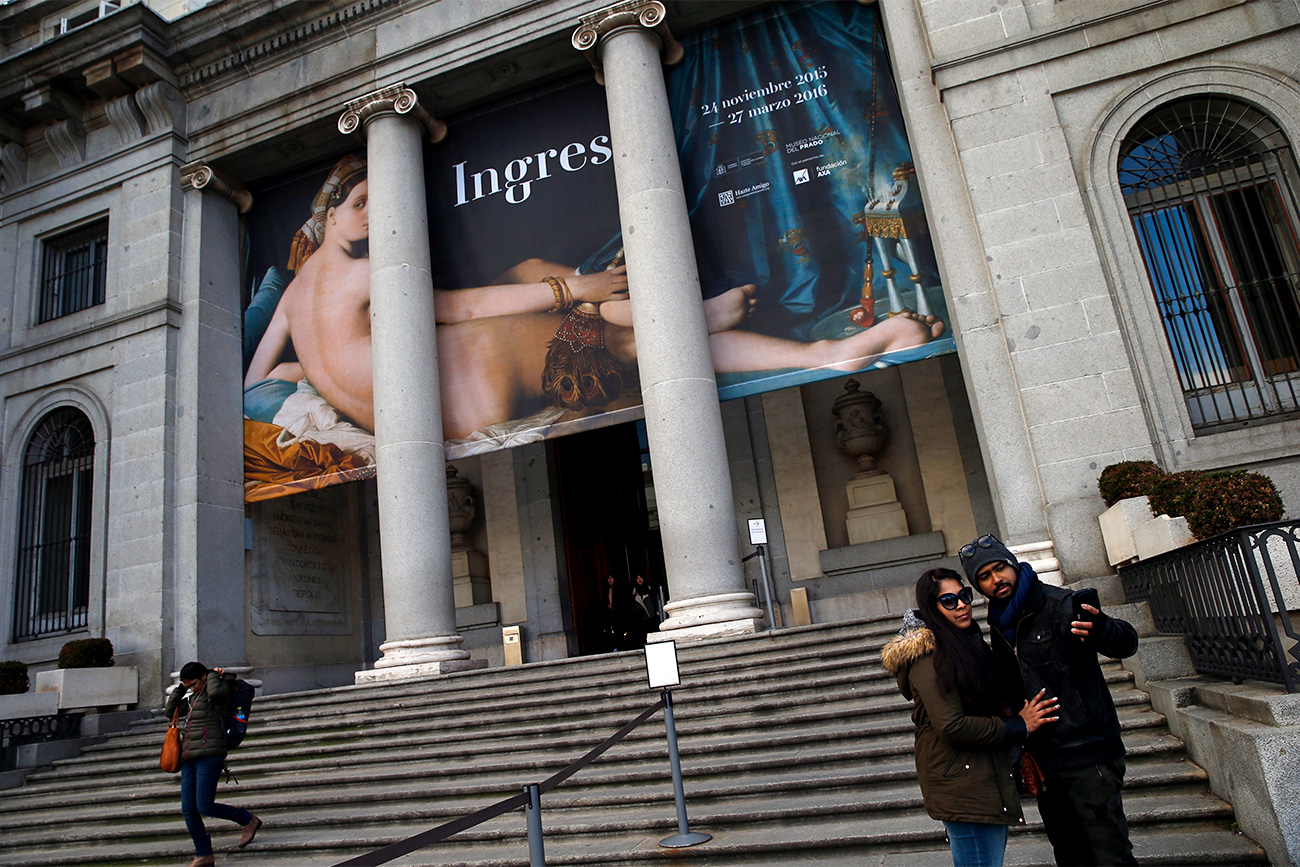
[0, 613, 1269, 866]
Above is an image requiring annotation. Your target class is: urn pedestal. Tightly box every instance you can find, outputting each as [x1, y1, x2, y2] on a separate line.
[832, 379, 909, 545]
[446, 465, 492, 607]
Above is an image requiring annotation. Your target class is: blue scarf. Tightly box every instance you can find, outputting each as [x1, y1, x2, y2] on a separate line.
[988, 562, 1038, 647]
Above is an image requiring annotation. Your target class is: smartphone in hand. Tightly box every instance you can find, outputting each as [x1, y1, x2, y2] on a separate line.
[1072, 587, 1101, 622]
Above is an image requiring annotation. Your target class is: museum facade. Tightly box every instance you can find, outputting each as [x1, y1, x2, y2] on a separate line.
[1, 0, 1298, 699]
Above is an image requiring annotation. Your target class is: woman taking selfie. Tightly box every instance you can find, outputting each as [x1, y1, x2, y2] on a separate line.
[882, 568, 1059, 867]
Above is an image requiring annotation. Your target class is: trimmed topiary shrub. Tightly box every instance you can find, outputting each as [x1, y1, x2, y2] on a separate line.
[57, 637, 114, 669]
[1147, 470, 1206, 519]
[0, 660, 29, 695]
[1186, 471, 1286, 540]
[1098, 460, 1164, 507]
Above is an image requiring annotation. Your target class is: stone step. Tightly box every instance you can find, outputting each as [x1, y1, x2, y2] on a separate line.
[0, 786, 1259, 867]
[0, 694, 1165, 803]
[0, 617, 1263, 867]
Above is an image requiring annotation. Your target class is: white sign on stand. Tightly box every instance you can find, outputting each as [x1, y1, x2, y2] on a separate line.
[644, 640, 681, 690]
[747, 519, 767, 545]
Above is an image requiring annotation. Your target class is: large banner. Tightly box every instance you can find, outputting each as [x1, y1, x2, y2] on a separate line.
[240, 0, 952, 501]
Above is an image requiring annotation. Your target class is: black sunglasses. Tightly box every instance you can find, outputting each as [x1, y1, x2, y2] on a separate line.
[937, 587, 974, 610]
[958, 534, 997, 560]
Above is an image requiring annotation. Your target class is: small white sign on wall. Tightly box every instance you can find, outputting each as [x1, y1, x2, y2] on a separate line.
[748, 519, 767, 545]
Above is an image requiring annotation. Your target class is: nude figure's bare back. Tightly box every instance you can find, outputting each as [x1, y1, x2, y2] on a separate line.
[281, 250, 376, 431]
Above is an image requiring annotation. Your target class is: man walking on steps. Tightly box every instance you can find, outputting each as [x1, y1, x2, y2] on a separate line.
[960, 534, 1140, 866]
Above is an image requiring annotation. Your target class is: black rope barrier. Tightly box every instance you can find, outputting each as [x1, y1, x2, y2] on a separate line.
[332, 696, 667, 867]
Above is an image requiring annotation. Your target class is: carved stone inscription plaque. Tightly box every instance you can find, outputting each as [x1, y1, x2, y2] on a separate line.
[266, 500, 344, 613]
[250, 487, 355, 635]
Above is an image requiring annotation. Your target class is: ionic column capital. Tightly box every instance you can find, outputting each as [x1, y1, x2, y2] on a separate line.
[338, 84, 447, 143]
[572, 0, 683, 85]
[181, 160, 253, 213]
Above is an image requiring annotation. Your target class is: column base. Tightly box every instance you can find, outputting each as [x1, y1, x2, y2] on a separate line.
[651, 592, 764, 642]
[354, 634, 487, 683]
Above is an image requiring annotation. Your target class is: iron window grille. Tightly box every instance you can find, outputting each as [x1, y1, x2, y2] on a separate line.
[12, 408, 95, 641]
[1119, 97, 1300, 430]
[39, 219, 108, 323]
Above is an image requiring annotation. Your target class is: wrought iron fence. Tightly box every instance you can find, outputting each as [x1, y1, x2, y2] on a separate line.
[1120, 520, 1300, 692]
[0, 713, 83, 771]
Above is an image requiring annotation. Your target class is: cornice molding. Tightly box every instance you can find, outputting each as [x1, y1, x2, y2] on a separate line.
[338, 84, 447, 143]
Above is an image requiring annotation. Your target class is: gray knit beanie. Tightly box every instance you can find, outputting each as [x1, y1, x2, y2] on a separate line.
[958, 534, 1019, 583]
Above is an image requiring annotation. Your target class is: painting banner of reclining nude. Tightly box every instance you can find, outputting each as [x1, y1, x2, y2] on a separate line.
[240, 0, 952, 501]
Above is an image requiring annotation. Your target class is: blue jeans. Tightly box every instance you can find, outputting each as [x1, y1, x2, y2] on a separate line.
[943, 821, 1008, 867]
[180, 755, 253, 857]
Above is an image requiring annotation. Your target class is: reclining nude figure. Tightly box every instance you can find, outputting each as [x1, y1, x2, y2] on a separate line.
[244, 158, 944, 441]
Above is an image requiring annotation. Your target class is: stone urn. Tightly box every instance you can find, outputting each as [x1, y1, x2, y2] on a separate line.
[445, 464, 477, 551]
[832, 379, 888, 477]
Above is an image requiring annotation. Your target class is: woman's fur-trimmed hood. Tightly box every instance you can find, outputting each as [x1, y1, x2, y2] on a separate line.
[881, 611, 935, 676]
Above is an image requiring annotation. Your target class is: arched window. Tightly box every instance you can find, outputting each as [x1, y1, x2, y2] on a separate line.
[1119, 96, 1300, 429]
[12, 408, 95, 640]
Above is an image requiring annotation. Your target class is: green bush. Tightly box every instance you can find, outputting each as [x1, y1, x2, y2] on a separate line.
[1186, 471, 1285, 540]
[0, 660, 29, 695]
[1147, 470, 1206, 518]
[57, 638, 114, 669]
[1097, 460, 1164, 507]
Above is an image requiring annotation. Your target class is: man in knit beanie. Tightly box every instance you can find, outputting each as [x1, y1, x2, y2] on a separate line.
[960, 533, 1139, 866]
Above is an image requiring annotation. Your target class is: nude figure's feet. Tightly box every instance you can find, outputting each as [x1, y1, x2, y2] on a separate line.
[822, 311, 945, 371]
[599, 283, 755, 332]
[704, 284, 757, 334]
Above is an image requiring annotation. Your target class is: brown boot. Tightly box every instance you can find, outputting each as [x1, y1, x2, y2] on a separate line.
[189, 857, 215, 866]
[237, 815, 262, 848]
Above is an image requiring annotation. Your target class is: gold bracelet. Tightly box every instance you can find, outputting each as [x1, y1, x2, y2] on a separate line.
[544, 276, 565, 313]
[555, 275, 572, 309]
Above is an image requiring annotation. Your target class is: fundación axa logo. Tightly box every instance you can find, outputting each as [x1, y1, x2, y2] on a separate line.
[793, 168, 810, 185]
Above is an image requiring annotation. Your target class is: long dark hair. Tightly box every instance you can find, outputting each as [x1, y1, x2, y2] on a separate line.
[915, 568, 1001, 714]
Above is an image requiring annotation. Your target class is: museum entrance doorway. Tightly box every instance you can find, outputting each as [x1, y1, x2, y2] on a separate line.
[553, 420, 666, 656]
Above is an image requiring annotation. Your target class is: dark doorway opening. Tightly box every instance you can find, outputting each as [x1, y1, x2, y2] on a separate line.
[553, 420, 666, 655]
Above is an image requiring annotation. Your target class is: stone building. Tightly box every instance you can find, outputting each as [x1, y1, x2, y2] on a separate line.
[0, 0, 1297, 700]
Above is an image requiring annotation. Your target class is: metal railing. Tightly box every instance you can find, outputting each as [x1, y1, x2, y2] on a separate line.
[0, 713, 83, 771]
[1120, 520, 1300, 692]
[334, 692, 698, 866]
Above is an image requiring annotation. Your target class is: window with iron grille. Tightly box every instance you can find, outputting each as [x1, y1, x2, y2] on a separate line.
[1119, 97, 1300, 430]
[39, 219, 107, 323]
[12, 408, 95, 641]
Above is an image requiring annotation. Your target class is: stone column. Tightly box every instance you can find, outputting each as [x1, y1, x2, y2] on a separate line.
[574, 3, 763, 640]
[176, 162, 252, 668]
[338, 85, 480, 680]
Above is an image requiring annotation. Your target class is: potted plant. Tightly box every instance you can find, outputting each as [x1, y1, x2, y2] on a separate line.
[35, 638, 138, 710]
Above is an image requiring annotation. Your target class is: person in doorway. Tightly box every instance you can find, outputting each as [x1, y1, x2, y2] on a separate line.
[960, 534, 1140, 866]
[602, 574, 628, 651]
[627, 574, 659, 646]
[883, 568, 1059, 867]
[164, 662, 262, 866]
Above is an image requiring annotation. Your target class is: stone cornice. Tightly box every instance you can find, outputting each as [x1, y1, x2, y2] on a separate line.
[338, 84, 447, 144]
[572, 0, 682, 84]
[181, 160, 252, 213]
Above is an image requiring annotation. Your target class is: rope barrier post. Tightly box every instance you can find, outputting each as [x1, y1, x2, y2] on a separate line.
[524, 783, 545, 866]
[659, 688, 710, 848]
[747, 519, 778, 630]
[644, 640, 711, 849]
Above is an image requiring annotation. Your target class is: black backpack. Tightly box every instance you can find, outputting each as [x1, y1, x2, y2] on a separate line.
[220, 675, 256, 748]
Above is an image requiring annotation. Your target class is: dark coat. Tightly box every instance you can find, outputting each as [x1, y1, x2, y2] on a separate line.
[882, 623, 1026, 827]
[164, 673, 232, 762]
[987, 579, 1139, 772]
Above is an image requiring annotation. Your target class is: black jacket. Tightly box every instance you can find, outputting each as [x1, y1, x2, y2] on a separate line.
[987, 578, 1139, 772]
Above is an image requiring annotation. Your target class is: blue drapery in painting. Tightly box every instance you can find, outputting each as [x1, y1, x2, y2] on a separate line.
[587, 1, 940, 343]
